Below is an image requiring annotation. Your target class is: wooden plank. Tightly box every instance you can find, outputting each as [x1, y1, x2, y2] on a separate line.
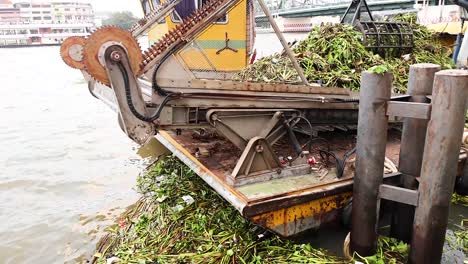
[379, 184, 419, 206]
[387, 101, 432, 120]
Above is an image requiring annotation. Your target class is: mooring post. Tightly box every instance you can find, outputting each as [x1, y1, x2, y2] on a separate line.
[410, 70, 468, 264]
[391, 63, 440, 242]
[351, 71, 392, 256]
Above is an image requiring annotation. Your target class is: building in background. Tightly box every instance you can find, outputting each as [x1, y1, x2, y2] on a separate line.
[0, 0, 95, 46]
[94, 11, 112, 27]
[0, 0, 13, 8]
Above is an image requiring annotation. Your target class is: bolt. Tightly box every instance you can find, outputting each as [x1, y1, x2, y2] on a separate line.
[110, 50, 122, 62]
[255, 145, 264, 153]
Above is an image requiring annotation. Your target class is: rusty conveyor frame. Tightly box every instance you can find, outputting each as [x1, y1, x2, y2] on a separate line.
[87, 55, 468, 237]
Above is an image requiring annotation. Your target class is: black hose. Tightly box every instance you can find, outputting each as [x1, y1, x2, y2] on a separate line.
[117, 61, 178, 122]
[151, 52, 173, 96]
[319, 147, 356, 179]
[284, 116, 314, 152]
[308, 137, 331, 154]
[151, 43, 186, 96]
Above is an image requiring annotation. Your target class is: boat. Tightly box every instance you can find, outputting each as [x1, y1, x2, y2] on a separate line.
[59, 0, 468, 242]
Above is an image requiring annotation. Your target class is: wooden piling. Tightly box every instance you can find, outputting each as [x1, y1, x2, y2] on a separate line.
[391, 63, 440, 242]
[410, 70, 468, 264]
[350, 71, 392, 256]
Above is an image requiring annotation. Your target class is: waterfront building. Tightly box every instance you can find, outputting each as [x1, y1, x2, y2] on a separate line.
[0, 0, 95, 46]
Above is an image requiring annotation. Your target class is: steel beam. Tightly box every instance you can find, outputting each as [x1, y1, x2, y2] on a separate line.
[410, 70, 468, 264]
[351, 71, 392, 256]
[391, 63, 440, 242]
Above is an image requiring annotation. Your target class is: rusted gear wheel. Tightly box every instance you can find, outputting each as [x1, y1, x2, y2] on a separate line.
[60, 36, 87, 70]
[83, 26, 143, 86]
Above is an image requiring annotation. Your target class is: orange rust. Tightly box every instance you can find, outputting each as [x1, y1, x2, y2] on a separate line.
[60, 36, 87, 70]
[83, 26, 143, 85]
[251, 192, 352, 232]
[158, 130, 250, 202]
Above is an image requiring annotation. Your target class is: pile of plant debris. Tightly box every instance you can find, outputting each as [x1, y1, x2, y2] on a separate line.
[465, 112, 468, 128]
[92, 156, 410, 264]
[444, 219, 468, 263]
[233, 14, 453, 93]
[453, 193, 468, 207]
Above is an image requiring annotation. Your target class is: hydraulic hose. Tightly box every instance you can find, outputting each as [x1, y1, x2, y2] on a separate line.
[117, 61, 178, 122]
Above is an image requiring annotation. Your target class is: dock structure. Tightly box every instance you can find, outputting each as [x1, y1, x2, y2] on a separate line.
[391, 64, 441, 243]
[351, 65, 468, 263]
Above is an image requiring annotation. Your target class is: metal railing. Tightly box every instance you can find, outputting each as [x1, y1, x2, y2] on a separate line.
[254, 0, 414, 16]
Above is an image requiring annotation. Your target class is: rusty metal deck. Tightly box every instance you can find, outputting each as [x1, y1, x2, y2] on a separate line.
[152, 129, 412, 235]
[148, 128, 468, 237]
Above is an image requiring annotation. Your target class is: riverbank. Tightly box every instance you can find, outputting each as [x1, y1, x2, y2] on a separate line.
[90, 156, 467, 264]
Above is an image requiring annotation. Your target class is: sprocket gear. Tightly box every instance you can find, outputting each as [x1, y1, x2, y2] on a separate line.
[60, 36, 87, 70]
[83, 26, 143, 86]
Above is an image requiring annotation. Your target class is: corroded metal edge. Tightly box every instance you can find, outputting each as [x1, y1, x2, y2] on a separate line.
[155, 131, 248, 213]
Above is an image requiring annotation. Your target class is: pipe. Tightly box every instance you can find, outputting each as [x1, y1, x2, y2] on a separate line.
[410, 70, 468, 264]
[350, 71, 392, 256]
[391, 63, 440, 242]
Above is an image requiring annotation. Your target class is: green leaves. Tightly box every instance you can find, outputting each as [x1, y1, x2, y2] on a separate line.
[95, 155, 466, 264]
[94, 156, 342, 264]
[234, 18, 454, 94]
[368, 65, 389, 75]
[354, 237, 409, 264]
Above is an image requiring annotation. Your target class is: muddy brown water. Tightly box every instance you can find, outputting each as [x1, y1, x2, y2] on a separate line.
[0, 46, 143, 263]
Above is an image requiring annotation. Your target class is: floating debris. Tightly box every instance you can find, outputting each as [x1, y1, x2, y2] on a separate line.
[453, 193, 468, 207]
[233, 15, 453, 93]
[92, 156, 418, 264]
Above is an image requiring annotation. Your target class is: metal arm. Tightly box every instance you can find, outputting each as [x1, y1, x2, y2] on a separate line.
[341, 0, 374, 24]
[104, 45, 155, 144]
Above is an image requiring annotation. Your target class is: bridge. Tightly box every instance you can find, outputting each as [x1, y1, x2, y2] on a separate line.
[255, 0, 416, 23]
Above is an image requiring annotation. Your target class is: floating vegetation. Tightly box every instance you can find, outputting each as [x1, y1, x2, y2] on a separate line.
[465, 112, 468, 128]
[452, 193, 468, 207]
[92, 156, 413, 264]
[354, 237, 408, 264]
[92, 156, 342, 264]
[444, 219, 468, 263]
[454, 220, 468, 255]
[233, 14, 453, 93]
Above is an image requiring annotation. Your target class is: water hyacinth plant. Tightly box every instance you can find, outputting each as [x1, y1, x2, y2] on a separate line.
[93, 156, 414, 264]
[233, 14, 453, 93]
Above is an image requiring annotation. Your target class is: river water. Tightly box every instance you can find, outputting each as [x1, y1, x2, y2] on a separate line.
[0, 46, 143, 263]
[0, 33, 466, 264]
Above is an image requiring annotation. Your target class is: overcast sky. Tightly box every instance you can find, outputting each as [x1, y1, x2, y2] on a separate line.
[88, 0, 144, 16]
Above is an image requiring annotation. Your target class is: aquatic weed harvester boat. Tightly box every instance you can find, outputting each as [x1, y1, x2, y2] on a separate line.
[60, 0, 468, 258]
